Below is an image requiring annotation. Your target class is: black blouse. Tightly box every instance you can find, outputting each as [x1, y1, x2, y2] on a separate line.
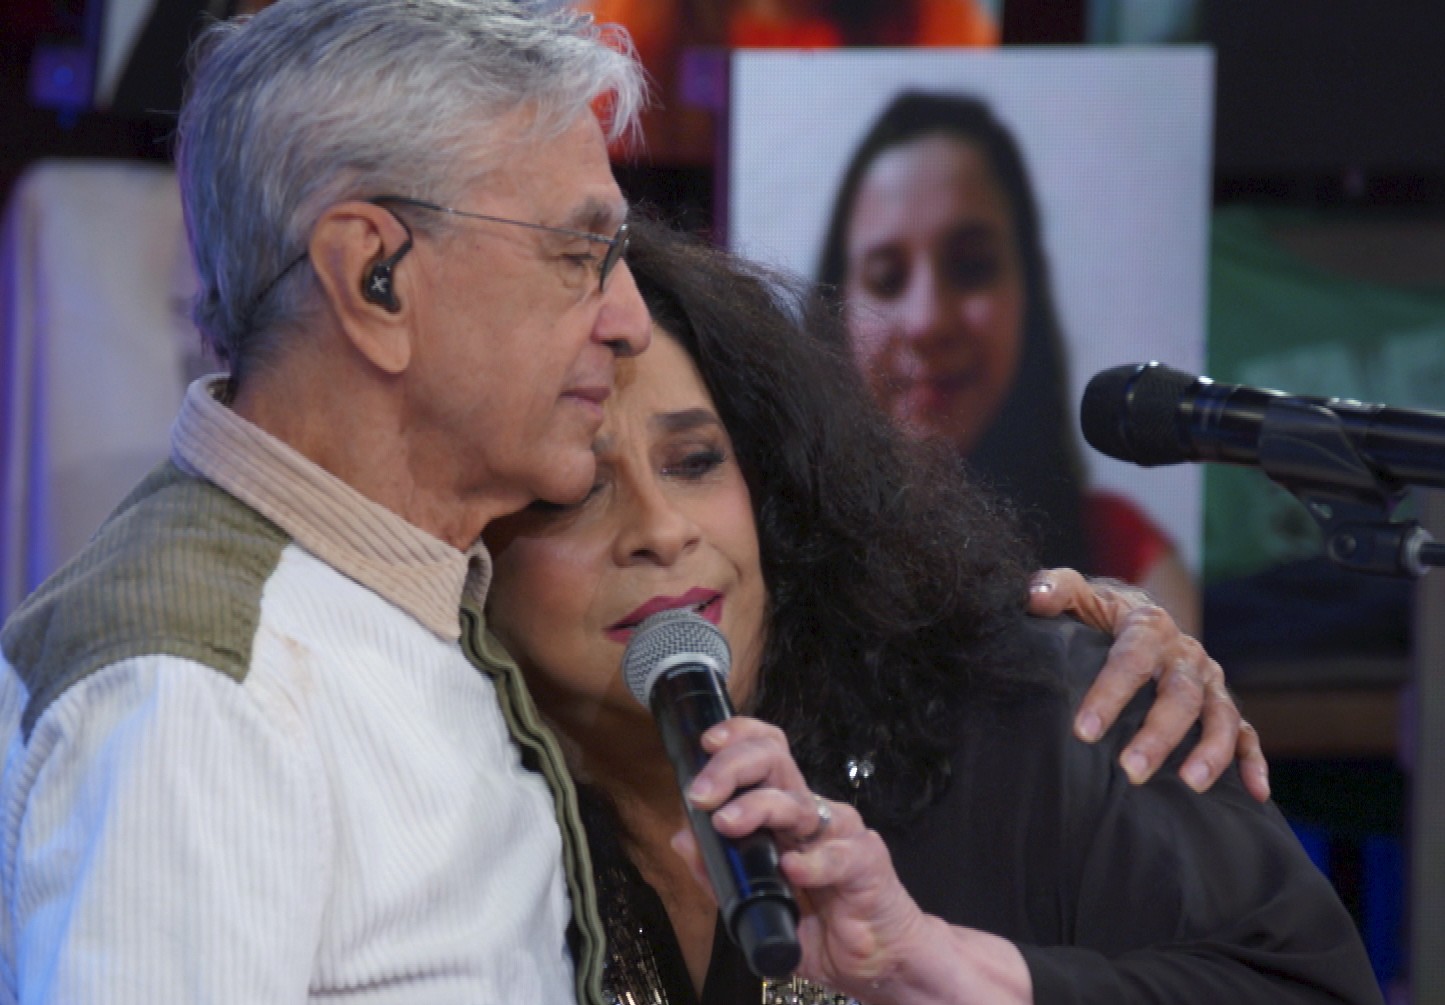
[586, 616, 1382, 1005]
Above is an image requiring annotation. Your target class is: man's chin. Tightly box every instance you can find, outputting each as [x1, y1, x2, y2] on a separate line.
[532, 455, 597, 507]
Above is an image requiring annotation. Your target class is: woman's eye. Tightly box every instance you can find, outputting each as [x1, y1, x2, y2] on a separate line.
[858, 254, 906, 300]
[942, 229, 1005, 291]
[943, 251, 1001, 290]
[664, 448, 726, 479]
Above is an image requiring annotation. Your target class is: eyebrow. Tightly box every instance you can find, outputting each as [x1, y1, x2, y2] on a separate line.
[590, 407, 721, 456]
[652, 408, 722, 435]
[562, 195, 629, 237]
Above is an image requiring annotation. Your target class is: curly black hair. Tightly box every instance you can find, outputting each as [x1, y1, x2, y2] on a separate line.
[625, 218, 1050, 826]
[815, 90, 1091, 574]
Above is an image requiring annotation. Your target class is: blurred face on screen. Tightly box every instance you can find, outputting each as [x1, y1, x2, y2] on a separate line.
[841, 133, 1025, 453]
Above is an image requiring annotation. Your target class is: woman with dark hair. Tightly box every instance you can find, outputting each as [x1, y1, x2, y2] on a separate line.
[480, 221, 1376, 1004]
[817, 90, 1199, 630]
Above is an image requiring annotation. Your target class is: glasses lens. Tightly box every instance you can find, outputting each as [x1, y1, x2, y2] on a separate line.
[599, 222, 630, 292]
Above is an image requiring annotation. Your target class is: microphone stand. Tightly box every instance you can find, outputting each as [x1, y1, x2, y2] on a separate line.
[1258, 400, 1445, 577]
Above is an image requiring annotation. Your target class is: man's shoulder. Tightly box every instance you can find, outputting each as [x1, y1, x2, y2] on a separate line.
[1, 461, 292, 739]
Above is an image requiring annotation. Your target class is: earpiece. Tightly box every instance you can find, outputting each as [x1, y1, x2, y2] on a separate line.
[363, 258, 402, 312]
[361, 232, 414, 313]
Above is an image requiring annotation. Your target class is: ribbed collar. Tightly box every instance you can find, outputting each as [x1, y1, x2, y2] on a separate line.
[170, 376, 490, 641]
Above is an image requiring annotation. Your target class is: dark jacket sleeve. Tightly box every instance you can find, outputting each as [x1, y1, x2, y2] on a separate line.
[1014, 618, 1382, 1004]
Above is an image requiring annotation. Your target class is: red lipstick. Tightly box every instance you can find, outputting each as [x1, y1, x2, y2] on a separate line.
[606, 588, 722, 644]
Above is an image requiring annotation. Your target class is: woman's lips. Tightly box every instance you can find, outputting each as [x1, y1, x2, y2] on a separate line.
[895, 369, 981, 416]
[605, 588, 723, 644]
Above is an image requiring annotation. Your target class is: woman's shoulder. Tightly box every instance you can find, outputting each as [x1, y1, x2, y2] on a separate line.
[1016, 614, 1113, 689]
[952, 613, 1155, 781]
[970, 613, 1118, 724]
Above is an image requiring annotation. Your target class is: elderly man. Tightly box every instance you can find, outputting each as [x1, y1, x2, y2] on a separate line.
[0, 1, 647, 1001]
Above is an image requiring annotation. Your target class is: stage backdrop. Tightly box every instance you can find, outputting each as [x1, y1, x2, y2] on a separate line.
[727, 48, 1211, 573]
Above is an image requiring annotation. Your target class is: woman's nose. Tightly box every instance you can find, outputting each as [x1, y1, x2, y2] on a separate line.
[613, 480, 701, 567]
[894, 268, 955, 352]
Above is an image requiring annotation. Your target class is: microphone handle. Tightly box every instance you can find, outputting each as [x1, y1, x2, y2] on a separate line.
[1168, 376, 1445, 490]
[650, 665, 801, 978]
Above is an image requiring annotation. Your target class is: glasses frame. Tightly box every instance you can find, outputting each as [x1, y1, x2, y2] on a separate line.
[246, 193, 631, 327]
[369, 195, 630, 295]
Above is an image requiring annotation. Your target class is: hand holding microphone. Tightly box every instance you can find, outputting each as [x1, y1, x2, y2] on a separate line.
[622, 608, 801, 977]
[623, 608, 1026, 999]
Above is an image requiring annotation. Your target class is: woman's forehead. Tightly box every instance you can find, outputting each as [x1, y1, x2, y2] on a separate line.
[602, 332, 717, 436]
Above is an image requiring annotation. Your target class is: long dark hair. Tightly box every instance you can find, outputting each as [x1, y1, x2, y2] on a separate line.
[816, 90, 1091, 573]
[625, 218, 1044, 826]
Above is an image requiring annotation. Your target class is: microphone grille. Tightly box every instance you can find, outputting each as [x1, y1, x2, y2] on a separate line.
[621, 609, 732, 707]
[1081, 362, 1197, 465]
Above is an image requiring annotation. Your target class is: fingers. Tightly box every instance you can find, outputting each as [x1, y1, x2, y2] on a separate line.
[1177, 671, 1271, 801]
[1073, 604, 1174, 743]
[1027, 569, 1179, 745]
[797, 795, 835, 846]
[686, 717, 850, 850]
[1114, 650, 1207, 785]
[685, 717, 805, 810]
[1236, 718, 1271, 803]
[780, 818, 890, 892]
[1030, 568, 1154, 632]
[1027, 567, 1092, 617]
[712, 786, 862, 854]
[1170, 663, 1234, 792]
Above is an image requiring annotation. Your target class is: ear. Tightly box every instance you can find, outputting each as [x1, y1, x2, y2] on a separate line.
[309, 201, 415, 375]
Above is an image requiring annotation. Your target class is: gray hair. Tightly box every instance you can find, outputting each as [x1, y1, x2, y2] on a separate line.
[176, 0, 645, 375]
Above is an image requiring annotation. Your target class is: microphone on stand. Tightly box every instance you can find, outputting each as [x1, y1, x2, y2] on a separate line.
[622, 608, 801, 978]
[1079, 361, 1445, 489]
[1080, 361, 1445, 576]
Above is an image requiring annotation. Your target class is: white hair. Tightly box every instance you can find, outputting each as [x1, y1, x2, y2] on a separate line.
[176, 0, 645, 375]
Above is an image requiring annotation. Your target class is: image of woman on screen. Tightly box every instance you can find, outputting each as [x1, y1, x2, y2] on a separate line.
[816, 90, 1200, 631]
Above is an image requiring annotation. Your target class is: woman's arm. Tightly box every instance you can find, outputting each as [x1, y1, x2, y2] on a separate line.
[681, 697, 1377, 1005]
[675, 717, 1032, 1005]
[1026, 567, 1269, 802]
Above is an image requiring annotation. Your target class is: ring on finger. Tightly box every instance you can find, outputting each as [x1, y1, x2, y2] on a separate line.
[800, 794, 833, 845]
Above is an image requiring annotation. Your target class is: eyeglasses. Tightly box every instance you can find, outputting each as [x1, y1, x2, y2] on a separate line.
[247, 193, 631, 323]
[371, 195, 631, 295]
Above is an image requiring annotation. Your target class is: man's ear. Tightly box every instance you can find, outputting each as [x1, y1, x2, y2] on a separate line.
[309, 201, 415, 375]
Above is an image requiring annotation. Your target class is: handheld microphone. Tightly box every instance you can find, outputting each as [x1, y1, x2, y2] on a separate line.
[1080, 361, 1445, 490]
[622, 608, 801, 979]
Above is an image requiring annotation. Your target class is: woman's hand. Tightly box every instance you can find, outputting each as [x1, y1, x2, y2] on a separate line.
[1026, 568, 1269, 802]
[677, 718, 1030, 1004]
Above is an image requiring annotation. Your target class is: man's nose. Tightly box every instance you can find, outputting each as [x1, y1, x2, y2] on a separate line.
[594, 261, 652, 357]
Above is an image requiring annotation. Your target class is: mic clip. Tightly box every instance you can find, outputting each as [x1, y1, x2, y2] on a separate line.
[1259, 400, 1442, 577]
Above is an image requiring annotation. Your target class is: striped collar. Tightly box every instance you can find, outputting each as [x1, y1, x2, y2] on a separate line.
[170, 376, 489, 641]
